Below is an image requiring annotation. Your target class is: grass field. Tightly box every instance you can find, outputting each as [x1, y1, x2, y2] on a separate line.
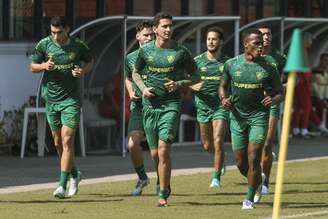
[0, 158, 327, 219]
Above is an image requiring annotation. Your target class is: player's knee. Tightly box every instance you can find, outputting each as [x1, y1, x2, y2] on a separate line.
[127, 140, 138, 151]
[62, 135, 74, 148]
[150, 150, 158, 160]
[158, 144, 169, 158]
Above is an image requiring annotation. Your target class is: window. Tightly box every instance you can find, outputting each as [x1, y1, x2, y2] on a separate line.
[6, 0, 34, 40]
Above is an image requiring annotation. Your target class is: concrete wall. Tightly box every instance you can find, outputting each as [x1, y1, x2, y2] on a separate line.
[0, 43, 41, 115]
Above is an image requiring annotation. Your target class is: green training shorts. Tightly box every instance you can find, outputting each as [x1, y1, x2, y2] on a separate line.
[196, 104, 229, 124]
[45, 98, 81, 131]
[142, 105, 180, 149]
[230, 111, 269, 151]
[128, 101, 144, 133]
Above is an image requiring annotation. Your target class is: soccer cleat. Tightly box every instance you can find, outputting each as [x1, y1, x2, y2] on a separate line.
[261, 184, 269, 195]
[157, 198, 168, 207]
[209, 178, 220, 188]
[132, 178, 150, 196]
[68, 171, 82, 197]
[242, 199, 254, 210]
[53, 186, 66, 199]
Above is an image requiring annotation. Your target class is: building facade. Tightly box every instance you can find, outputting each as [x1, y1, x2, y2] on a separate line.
[1, 0, 327, 41]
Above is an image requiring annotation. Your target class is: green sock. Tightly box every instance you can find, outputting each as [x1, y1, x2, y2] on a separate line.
[212, 170, 221, 181]
[246, 186, 256, 202]
[59, 171, 70, 190]
[71, 166, 78, 179]
[135, 165, 148, 180]
[159, 189, 169, 199]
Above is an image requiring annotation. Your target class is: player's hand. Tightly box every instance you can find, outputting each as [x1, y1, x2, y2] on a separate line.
[43, 57, 55, 71]
[262, 95, 273, 107]
[129, 90, 141, 101]
[72, 65, 83, 78]
[189, 82, 203, 91]
[164, 78, 178, 93]
[143, 87, 155, 99]
[221, 97, 231, 109]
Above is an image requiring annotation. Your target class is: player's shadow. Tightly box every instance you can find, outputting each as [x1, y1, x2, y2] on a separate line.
[85, 193, 153, 198]
[178, 201, 242, 207]
[199, 192, 245, 196]
[0, 199, 123, 204]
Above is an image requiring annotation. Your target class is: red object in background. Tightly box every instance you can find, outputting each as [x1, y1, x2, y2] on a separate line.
[98, 73, 130, 123]
[293, 72, 312, 129]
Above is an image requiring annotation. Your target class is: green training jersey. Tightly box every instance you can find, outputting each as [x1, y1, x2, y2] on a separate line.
[222, 54, 282, 119]
[193, 52, 229, 107]
[265, 48, 287, 74]
[125, 48, 147, 99]
[134, 40, 197, 107]
[31, 36, 93, 103]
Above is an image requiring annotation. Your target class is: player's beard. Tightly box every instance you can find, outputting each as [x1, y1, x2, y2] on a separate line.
[208, 45, 219, 53]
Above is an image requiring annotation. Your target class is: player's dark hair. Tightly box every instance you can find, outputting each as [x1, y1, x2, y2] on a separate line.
[153, 12, 172, 27]
[206, 26, 224, 41]
[257, 26, 271, 31]
[136, 20, 153, 32]
[242, 28, 263, 42]
[50, 16, 68, 28]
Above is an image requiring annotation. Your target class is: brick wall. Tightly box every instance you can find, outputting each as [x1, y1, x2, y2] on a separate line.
[75, 0, 96, 17]
[43, 0, 66, 16]
[134, 0, 154, 16]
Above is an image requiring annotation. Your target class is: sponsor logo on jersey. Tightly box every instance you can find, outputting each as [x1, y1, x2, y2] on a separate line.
[200, 67, 207, 72]
[235, 70, 241, 76]
[256, 72, 266, 80]
[233, 82, 262, 89]
[148, 66, 175, 73]
[146, 56, 154, 62]
[47, 53, 54, 60]
[69, 52, 76, 60]
[201, 76, 220, 80]
[167, 55, 175, 64]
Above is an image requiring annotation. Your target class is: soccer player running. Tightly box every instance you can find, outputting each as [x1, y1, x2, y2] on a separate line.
[191, 27, 229, 188]
[254, 27, 287, 203]
[30, 16, 94, 198]
[132, 12, 199, 207]
[219, 29, 283, 209]
[125, 21, 154, 196]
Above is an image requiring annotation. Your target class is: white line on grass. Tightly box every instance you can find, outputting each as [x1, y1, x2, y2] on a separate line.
[0, 156, 327, 194]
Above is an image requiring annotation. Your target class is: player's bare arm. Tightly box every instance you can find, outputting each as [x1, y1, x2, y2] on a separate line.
[262, 89, 283, 107]
[30, 57, 55, 73]
[125, 78, 141, 100]
[132, 70, 154, 98]
[219, 79, 231, 109]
